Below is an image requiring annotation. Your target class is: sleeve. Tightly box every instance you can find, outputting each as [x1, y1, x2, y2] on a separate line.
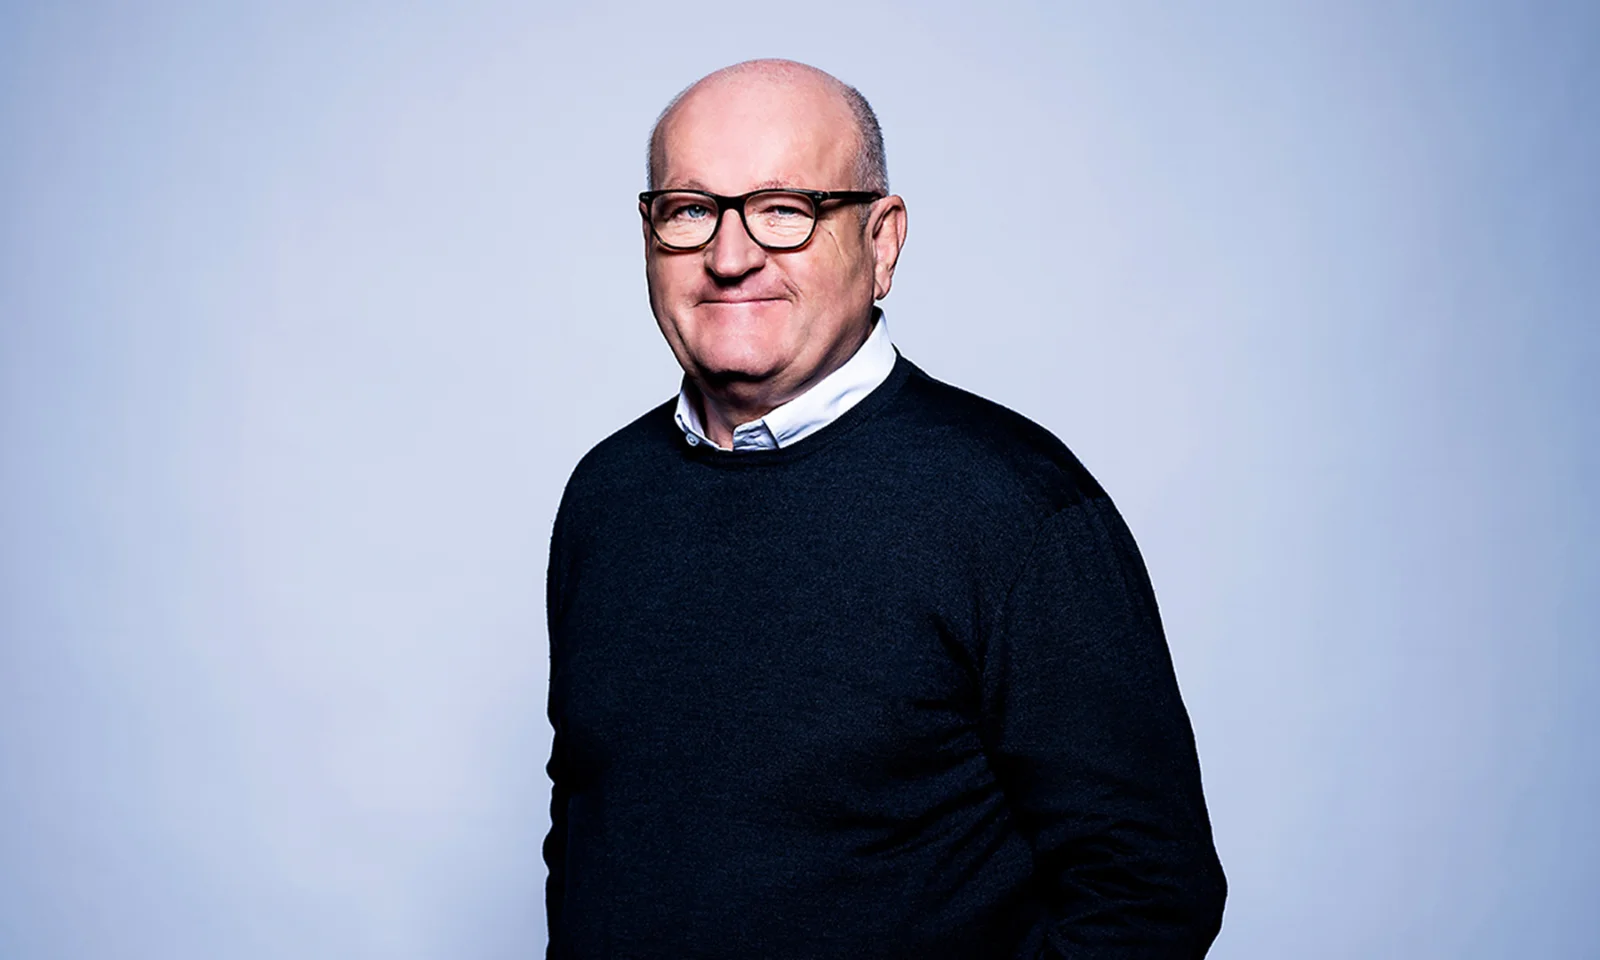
[982, 499, 1226, 959]
[543, 507, 571, 959]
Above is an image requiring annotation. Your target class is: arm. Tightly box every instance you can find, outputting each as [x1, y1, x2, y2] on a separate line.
[983, 500, 1226, 958]
[543, 509, 570, 960]
[544, 722, 568, 959]
[544, 715, 569, 959]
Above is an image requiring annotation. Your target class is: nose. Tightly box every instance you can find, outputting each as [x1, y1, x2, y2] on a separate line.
[704, 206, 766, 280]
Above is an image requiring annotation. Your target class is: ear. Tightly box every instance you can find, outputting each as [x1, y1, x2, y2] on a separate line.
[867, 196, 908, 300]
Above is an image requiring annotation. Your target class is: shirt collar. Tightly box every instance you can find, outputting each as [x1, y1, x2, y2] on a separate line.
[673, 310, 897, 452]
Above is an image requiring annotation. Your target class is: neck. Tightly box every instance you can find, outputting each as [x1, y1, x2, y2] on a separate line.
[691, 386, 764, 449]
[691, 320, 875, 448]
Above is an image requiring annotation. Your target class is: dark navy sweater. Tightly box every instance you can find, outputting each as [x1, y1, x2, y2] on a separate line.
[545, 356, 1225, 959]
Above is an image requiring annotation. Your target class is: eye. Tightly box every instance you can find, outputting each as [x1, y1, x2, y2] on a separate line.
[666, 201, 712, 221]
[749, 193, 815, 221]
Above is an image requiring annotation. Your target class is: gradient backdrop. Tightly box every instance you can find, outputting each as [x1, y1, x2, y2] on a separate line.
[2, 2, 1595, 957]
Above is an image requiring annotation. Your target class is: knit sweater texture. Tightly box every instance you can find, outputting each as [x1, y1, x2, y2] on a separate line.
[545, 355, 1226, 959]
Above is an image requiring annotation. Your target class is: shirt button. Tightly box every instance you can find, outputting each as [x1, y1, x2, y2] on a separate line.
[686, 435, 699, 446]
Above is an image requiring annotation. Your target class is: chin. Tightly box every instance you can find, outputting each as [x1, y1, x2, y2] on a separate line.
[691, 343, 790, 384]
[681, 311, 797, 382]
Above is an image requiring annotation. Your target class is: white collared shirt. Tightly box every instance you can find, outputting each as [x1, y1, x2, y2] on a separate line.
[673, 312, 897, 451]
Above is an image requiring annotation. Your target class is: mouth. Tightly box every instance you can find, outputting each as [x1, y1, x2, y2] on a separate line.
[699, 297, 786, 305]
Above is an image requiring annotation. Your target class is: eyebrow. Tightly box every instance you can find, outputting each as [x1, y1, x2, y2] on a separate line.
[664, 178, 804, 193]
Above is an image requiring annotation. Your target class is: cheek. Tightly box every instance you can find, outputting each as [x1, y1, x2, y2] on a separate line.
[787, 254, 862, 311]
[646, 253, 697, 304]
[807, 230, 870, 289]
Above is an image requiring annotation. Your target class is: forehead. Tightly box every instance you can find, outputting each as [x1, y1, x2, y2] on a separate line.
[656, 77, 858, 193]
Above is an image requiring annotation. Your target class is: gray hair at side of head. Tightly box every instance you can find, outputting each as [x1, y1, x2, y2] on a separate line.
[644, 67, 889, 195]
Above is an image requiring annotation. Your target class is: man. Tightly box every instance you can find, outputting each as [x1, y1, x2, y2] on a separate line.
[544, 60, 1225, 958]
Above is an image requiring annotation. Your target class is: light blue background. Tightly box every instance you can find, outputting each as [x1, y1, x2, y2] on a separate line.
[2, 2, 1595, 957]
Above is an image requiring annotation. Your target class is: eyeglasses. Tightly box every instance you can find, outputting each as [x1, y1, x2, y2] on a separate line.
[639, 188, 883, 252]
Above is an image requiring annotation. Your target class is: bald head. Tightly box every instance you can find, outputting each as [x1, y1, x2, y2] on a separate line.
[647, 59, 888, 195]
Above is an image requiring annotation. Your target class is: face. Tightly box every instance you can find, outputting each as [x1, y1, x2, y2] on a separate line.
[644, 73, 906, 406]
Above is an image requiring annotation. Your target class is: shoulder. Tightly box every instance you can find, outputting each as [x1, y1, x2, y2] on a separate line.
[557, 397, 679, 514]
[886, 359, 1109, 521]
[888, 361, 1161, 615]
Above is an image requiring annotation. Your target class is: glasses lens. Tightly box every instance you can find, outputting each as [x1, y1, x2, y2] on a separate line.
[745, 191, 817, 249]
[650, 193, 719, 248]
